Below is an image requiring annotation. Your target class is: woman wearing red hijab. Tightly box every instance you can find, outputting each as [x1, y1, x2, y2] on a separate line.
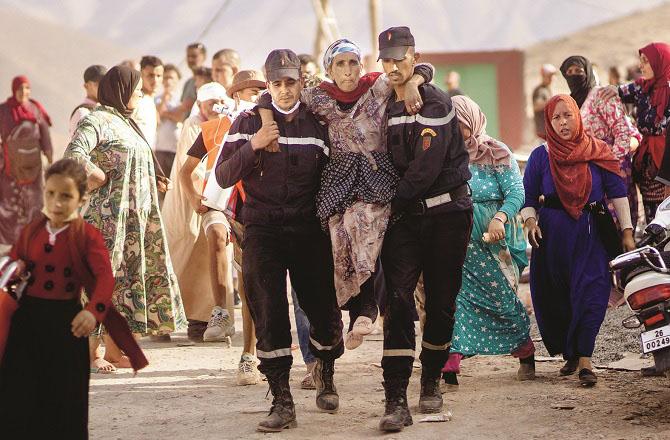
[522, 95, 635, 387]
[0, 76, 53, 255]
[605, 42, 670, 223]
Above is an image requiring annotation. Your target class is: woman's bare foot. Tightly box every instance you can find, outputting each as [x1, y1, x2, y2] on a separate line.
[105, 355, 132, 369]
[91, 357, 117, 374]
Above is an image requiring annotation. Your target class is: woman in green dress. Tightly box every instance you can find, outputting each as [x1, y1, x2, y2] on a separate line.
[66, 66, 185, 369]
[441, 95, 534, 383]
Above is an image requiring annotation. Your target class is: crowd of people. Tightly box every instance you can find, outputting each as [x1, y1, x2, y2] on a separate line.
[0, 23, 669, 438]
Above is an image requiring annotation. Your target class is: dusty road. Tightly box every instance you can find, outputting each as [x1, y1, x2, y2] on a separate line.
[90, 304, 670, 440]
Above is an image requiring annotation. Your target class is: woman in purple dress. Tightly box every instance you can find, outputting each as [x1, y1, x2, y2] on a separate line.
[522, 95, 635, 387]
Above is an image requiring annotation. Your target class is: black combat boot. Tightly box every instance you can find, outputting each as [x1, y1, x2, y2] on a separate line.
[419, 368, 443, 414]
[378, 378, 412, 432]
[257, 371, 297, 432]
[312, 358, 339, 412]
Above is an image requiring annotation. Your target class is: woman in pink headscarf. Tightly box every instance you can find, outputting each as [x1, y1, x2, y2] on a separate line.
[0, 76, 53, 255]
[439, 95, 533, 384]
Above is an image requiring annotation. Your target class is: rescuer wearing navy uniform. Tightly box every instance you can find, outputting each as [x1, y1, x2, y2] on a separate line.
[215, 49, 343, 433]
[377, 26, 473, 432]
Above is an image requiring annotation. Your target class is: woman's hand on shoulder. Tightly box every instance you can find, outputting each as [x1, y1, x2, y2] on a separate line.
[601, 85, 619, 101]
[404, 82, 423, 115]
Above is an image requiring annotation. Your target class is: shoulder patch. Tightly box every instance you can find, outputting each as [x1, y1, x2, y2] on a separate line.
[420, 128, 437, 137]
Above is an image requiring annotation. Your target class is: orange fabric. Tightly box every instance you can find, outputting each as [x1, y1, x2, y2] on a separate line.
[544, 94, 622, 220]
[199, 116, 232, 191]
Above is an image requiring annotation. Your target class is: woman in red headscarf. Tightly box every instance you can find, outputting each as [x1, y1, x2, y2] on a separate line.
[0, 76, 53, 255]
[522, 95, 635, 387]
[605, 42, 670, 223]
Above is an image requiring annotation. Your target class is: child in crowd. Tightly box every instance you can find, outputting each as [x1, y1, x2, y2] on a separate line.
[0, 158, 147, 439]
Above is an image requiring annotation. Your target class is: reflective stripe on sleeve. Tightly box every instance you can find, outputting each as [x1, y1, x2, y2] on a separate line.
[387, 107, 455, 127]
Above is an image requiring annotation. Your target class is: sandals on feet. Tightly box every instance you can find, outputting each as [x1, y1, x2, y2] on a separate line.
[559, 359, 578, 376]
[352, 316, 374, 336]
[578, 368, 597, 387]
[91, 357, 117, 374]
[345, 331, 364, 350]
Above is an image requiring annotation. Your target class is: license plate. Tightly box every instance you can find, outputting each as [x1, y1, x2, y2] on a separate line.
[641, 324, 670, 354]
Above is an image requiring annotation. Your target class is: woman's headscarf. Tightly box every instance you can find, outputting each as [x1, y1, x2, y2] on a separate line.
[5, 76, 51, 126]
[319, 38, 381, 104]
[98, 65, 141, 117]
[322, 38, 361, 72]
[637, 42, 670, 124]
[544, 95, 622, 220]
[559, 55, 597, 108]
[451, 95, 510, 166]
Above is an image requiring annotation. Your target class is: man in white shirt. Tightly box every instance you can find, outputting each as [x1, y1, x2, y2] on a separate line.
[68, 65, 106, 139]
[155, 64, 182, 178]
[134, 55, 163, 150]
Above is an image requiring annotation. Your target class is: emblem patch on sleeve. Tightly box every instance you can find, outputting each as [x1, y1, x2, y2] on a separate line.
[421, 128, 436, 150]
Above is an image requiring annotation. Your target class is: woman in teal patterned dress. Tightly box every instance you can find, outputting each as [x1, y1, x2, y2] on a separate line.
[66, 66, 185, 369]
[441, 96, 535, 383]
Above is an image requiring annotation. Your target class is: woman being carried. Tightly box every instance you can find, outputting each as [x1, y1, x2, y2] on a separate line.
[522, 95, 635, 387]
[259, 39, 432, 349]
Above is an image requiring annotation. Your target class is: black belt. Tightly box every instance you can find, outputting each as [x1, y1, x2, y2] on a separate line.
[542, 195, 605, 214]
[408, 184, 471, 215]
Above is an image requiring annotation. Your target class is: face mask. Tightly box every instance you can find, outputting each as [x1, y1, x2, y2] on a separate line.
[271, 100, 300, 115]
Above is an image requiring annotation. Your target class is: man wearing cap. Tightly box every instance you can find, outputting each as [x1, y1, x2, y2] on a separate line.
[376, 26, 473, 432]
[215, 49, 343, 432]
[532, 63, 557, 138]
[68, 64, 107, 139]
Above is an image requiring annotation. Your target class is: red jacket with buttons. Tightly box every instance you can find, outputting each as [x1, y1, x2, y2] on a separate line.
[10, 217, 113, 322]
[10, 215, 148, 371]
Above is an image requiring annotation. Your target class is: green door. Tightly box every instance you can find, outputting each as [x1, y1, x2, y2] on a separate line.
[434, 63, 499, 139]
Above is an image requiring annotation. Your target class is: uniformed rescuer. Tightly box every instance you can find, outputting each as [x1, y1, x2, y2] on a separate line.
[215, 49, 344, 433]
[376, 26, 474, 432]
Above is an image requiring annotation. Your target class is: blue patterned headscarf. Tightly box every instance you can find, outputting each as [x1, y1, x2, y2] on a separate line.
[322, 39, 361, 71]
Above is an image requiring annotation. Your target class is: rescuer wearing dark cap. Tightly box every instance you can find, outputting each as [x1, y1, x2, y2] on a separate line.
[215, 49, 343, 433]
[376, 26, 473, 432]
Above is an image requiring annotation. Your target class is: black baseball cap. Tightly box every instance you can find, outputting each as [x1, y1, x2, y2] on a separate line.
[378, 26, 415, 61]
[264, 49, 301, 82]
[83, 65, 107, 83]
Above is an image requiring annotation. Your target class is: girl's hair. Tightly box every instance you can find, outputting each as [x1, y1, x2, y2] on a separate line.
[45, 158, 88, 198]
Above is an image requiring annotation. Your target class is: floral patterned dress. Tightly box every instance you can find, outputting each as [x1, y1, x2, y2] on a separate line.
[580, 86, 641, 228]
[65, 105, 185, 334]
[451, 157, 530, 356]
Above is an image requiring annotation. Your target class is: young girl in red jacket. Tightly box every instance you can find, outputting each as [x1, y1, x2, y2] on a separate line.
[0, 158, 146, 440]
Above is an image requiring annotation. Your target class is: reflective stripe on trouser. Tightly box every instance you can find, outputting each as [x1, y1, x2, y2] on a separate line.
[380, 209, 473, 380]
[242, 223, 344, 376]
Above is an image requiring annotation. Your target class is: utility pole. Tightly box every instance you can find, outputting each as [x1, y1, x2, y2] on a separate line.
[312, 0, 340, 59]
[368, 0, 382, 72]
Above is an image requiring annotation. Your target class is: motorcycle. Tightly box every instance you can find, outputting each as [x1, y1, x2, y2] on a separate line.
[610, 196, 670, 376]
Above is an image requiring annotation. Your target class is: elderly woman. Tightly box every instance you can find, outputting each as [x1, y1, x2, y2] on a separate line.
[440, 96, 533, 383]
[522, 95, 635, 387]
[604, 43, 670, 222]
[560, 55, 641, 230]
[66, 66, 185, 371]
[0, 76, 53, 255]
[259, 39, 432, 349]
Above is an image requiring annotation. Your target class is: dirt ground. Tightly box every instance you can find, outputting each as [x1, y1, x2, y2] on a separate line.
[90, 289, 670, 440]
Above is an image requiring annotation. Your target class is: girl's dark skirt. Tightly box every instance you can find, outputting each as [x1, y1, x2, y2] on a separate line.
[0, 295, 90, 440]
